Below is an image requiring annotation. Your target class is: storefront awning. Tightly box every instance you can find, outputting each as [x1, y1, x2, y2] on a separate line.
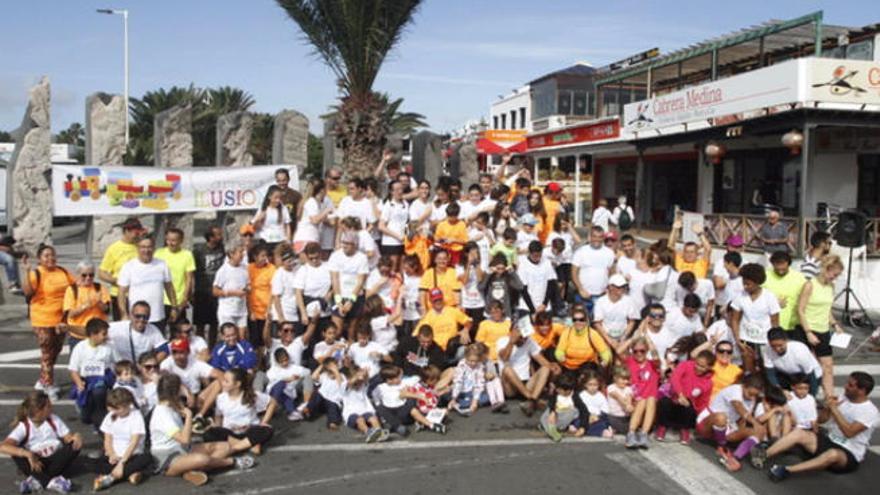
[475, 138, 509, 155]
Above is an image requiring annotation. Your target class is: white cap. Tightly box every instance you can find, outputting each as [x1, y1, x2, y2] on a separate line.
[609, 274, 628, 287]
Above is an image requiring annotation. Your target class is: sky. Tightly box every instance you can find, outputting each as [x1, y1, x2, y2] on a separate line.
[0, 0, 874, 137]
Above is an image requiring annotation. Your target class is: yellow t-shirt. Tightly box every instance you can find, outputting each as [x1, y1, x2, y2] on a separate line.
[556, 326, 608, 370]
[154, 248, 196, 305]
[419, 267, 462, 307]
[99, 240, 137, 297]
[711, 362, 743, 401]
[434, 220, 468, 245]
[674, 253, 709, 279]
[414, 306, 471, 351]
[476, 319, 512, 361]
[532, 322, 565, 350]
[62, 284, 111, 333]
[248, 262, 277, 321]
[327, 186, 347, 207]
[28, 267, 75, 328]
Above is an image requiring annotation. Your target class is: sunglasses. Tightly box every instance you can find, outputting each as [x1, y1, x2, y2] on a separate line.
[717, 348, 733, 355]
[132, 314, 150, 320]
[329, 175, 342, 180]
[142, 364, 157, 370]
[81, 273, 95, 278]
[649, 313, 665, 319]
[572, 317, 587, 322]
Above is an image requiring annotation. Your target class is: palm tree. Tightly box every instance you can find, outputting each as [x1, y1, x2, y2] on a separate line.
[381, 94, 427, 135]
[276, 0, 423, 178]
[127, 85, 204, 165]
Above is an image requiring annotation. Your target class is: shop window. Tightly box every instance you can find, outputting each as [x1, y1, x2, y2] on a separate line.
[520, 107, 526, 128]
[510, 110, 517, 129]
[558, 90, 572, 115]
[493, 116, 499, 129]
[500, 114, 506, 129]
[573, 91, 587, 116]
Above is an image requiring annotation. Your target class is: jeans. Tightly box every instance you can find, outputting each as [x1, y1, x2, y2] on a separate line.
[0, 251, 19, 285]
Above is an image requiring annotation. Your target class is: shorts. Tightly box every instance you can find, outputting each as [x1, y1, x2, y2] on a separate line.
[217, 311, 247, 329]
[811, 331, 833, 358]
[193, 293, 218, 327]
[152, 445, 188, 474]
[379, 244, 404, 256]
[696, 408, 737, 436]
[332, 295, 365, 320]
[247, 319, 267, 348]
[346, 413, 375, 430]
[814, 431, 859, 474]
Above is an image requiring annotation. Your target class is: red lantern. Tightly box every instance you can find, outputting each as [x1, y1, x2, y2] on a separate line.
[782, 129, 804, 155]
[704, 142, 727, 165]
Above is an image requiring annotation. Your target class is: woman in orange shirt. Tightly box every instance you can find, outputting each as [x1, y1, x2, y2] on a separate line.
[419, 250, 462, 309]
[21, 244, 75, 399]
[247, 244, 277, 350]
[62, 260, 111, 343]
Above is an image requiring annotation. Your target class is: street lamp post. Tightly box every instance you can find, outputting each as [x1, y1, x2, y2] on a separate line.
[96, 8, 129, 148]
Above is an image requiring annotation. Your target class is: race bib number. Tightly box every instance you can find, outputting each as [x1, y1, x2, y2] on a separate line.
[743, 321, 763, 340]
[82, 362, 105, 377]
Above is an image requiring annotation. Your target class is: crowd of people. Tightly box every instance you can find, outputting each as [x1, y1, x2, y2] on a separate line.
[1, 156, 877, 492]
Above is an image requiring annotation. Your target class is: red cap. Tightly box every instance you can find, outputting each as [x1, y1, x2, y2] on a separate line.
[547, 182, 562, 193]
[429, 288, 444, 302]
[604, 231, 618, 240]
[170, 338, 190, 353]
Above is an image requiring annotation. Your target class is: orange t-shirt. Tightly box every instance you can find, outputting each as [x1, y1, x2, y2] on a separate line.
[556, 326, 609, 370]
[476, 319, 512, 361]
[414, 306, 472, 351]
[419, 267, 462, 307]
[248, 262, 277, 321]
[29, 267, 75, 327]
[531, 322, 565, 350]
[62, 283, 111, 331]
[434, 220, 468, 245]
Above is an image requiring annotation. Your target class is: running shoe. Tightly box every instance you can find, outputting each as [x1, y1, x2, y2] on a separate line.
[365, 427, 382, 443]
[750, 443, 768, 470]
[654, 425, 667, 442]
[546, 425, 563, 443]
[92, 475, 114, 492]
[431, 423, 447, 435]
[18, 476, 42, 494]
[768, 464, 789, 483]
[625, 431, 638, 449]
[234, 455, 256, 471]
[679, 429, 691, 445]
[45, 476, 71, 494]
[637, 431, 649, 449]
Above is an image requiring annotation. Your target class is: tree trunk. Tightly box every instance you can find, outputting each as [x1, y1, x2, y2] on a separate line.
[335, 92, 388, 179]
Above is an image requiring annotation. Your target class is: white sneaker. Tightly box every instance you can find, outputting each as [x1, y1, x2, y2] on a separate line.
[287, 411, 304, 421]
[34, 381, 45, 391]
[234, 455, 256, 471]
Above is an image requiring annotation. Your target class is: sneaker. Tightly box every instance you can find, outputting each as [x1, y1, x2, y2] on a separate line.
[287, 411, 304, 421]
[431, 423, 447, 435]
[33, 380, 45, 392]
[722, 452, 742, 472]
[45, 476, 71, 494]
[715, 446, 729, 459]
[45, 386, 60, 403]
[192, 415, 210, 435]
[491, 403, 509, 414]
[378, 429, 391, 442]
[519, 401, 535, 417]
[234, 455, 256, 471]
[365, 427, 382, 443]
[750, 443, 768, 470]
[182, 471, 208, 486]
[546, 425, 563, 443]
[625, 431, 638, 449]
[394, 425, 409, 437]
[679, 429, 691, 445]
[9, 286, 24, 296]
[602, 427, 614, 438]
[92, 475, 114, 492]
[18, 476, 42, 494]
[768, 464, 790, 483]
[654, 425, 667, 442]
[637, 431, 649, 449]
[127, 472, 143, 485]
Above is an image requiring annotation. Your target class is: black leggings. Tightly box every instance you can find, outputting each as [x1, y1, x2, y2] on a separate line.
[657, 396, 698, 430]
[95, 452, 153, 479]
[12, 443, 79, 487]
[202, 425, 274, 447]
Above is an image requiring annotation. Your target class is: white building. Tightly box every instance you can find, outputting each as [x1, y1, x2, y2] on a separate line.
[490, 85, 531, 133]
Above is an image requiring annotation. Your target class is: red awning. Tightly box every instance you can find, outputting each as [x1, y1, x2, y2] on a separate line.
[506, 140, 528, 154]
[475, 138, 509, 155]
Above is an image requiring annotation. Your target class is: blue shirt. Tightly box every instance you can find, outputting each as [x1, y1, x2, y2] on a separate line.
[209, 340, 257, 371]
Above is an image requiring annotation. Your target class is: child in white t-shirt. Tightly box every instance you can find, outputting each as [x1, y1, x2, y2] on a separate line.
[342, 367, 389, 443]
[1, 392, 83, 493]
[306, 359, 346, 430]
[346, 325, 391, 380]
[578, 370, 614, 438]
[266, 348, 313, 421]
[375, 366, 445, 435]
[785, 375, 818, 433]
[312, 323, 347, 367]
[68, 318, 115, 428]
[362, 294, 402, 354]
[212, 245, 250, 338]
[93, 388, 153, 491]
[113, 360, 147, 412]
[607, 366, 635, 434]
[203, 368, 277, 456]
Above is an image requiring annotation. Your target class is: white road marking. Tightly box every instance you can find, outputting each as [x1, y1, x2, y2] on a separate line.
[0, 399, 74, 406]
[870, 445, 880, 456]
[0, 348, 69, 363]
[263, 436, 609, 452]
[0, 364, 41, 369]
[610, 443, 756, 495]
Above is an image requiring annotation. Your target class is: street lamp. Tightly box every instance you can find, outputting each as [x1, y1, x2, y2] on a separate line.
[96, 8, 129, 148]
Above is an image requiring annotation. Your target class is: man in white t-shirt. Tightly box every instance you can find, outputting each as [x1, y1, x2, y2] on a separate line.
[591, 199, 612, 232]
[665, 294, 705, 338]
[159, 338, 221, 395]
[108, 301, 168, 363]
[517, 241, 559, 315]
[270, 251, 299, 324]
[763, 328, 822, 393]
[571, 226, 616, 315]
[328, 231, 370, 338]
[593, 274, 638, 343]
[117, 235, 177, 327]
[615, 234, 640, 279]
[335, 178, 376, 244]
[766, 372, 880, 480]
[673, 271, 715, 327]
[730, 263, 780, 372]
[497, 327, 553, 416]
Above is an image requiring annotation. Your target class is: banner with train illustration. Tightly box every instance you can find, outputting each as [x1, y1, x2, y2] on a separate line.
[51, 165, 295, 216]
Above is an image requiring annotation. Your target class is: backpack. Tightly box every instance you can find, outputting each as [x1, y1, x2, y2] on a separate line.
[618, 207, 633, 231]
[20, 417, 59, 446]
[25, 267, 73, 318]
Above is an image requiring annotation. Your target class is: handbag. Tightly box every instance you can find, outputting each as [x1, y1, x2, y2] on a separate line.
[643, 267, 672, 304]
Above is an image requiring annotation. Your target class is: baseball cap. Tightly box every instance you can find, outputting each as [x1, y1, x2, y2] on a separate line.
[726, 234, 744, 248]
[429, 288, 444, 302]
[520, 213, 538, 226]
[604, 231, 618, 241]
[609, 274, 628, 287]
[546, 182, 562, 193]
[239, 223, 256, 235]
[170, 338, 190, 354]
[119, 217, 144, 232]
